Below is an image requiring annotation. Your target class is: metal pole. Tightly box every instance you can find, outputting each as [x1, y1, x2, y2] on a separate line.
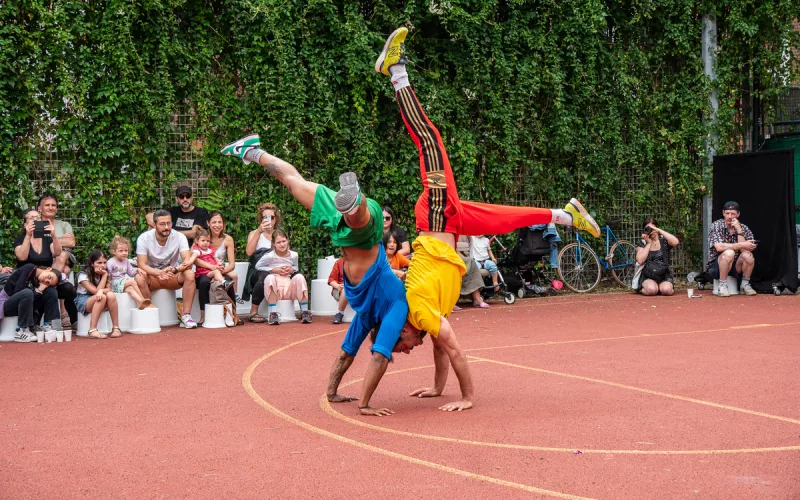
[701, 14, 718, 268]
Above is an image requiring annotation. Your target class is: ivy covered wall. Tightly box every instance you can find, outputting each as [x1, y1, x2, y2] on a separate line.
[1, 0, 798, 272]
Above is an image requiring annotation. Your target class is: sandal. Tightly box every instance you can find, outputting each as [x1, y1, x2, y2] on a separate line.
[87, 328, 107, 339]
[452, 305, 463, 312]
[60, 313, 72, 330]
[473, 302, 491, 309]
[249, 314, 268, 324]
[109, 327, 122, 338]
[138, 299, 151, 310]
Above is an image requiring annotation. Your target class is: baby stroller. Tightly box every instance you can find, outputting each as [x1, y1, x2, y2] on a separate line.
[497, 226, 562, 298]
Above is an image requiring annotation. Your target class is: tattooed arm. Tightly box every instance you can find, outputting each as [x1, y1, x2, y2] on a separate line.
[255, 152, 319, 210]
[326, 350, 358, 403]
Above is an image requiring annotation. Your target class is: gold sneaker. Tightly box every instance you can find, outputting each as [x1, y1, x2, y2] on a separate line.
[564, 198, 600, 238]
[375, 27, 408, 75]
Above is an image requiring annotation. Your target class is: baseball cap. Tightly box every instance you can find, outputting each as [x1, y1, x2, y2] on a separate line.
[722, 201, 740, 211]
[175, 185, 192, 197]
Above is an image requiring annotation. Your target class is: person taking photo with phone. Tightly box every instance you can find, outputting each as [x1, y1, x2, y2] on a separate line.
[13, 209, 78, 327]
[706, 201, 758, 296]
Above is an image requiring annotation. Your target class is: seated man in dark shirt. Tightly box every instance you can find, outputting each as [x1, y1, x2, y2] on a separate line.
[146, 186, 209, 247]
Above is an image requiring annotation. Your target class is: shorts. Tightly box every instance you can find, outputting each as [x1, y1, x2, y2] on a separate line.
[708, 258, 740, 280]
[75, 294, 91, 315]
[310, 185, 384, 250]
[341, 244, 408, 360]
[148, 274, 181, 291]
[111, 277, 128, 294]
[405, 237, 465, 338]
[476, 259, 498, 274]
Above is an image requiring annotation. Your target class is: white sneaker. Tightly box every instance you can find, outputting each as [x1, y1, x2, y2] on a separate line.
[180, 314, 198, 329]
[718, 282, 730, 297]
[741, 283, 757, 296]
[14, 328, 36, 343]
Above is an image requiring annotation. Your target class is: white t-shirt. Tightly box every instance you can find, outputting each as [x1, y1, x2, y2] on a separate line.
[136, 229, 189, 270]
[470, 236, 492, 262]
[75, 272, 98, 295]
[255, 250, 299, 272]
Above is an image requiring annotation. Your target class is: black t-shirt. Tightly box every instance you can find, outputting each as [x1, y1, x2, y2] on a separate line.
[637, 235, 672, 279]
[3, 263, 37, 296]
[13, 234, 54, 268]
[168, 206, 208, 246]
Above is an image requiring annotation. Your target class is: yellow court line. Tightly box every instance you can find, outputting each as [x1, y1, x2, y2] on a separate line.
[465, 321, 800, 353]
[322, 360, 800, 455]
[242, 332, 593, 500]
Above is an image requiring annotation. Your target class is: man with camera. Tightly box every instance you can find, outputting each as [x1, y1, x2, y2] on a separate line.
[706, 201, 758, 296]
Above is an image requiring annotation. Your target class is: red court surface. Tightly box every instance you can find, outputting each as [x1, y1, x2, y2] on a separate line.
[2, 293, 799, 499]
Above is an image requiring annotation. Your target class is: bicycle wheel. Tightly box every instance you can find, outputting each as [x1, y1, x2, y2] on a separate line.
[557, 243, 601, 293]
[609, 240, 637, 288]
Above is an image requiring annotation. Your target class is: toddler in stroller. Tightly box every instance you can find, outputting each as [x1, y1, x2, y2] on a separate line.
[497, 225, 563, 298]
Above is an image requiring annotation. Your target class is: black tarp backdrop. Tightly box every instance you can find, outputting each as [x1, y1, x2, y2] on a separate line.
[712, 148, 798, 293]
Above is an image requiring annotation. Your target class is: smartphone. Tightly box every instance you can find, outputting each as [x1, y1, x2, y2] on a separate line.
[750, 240, 760, 244]
[33, 220, 48, 238]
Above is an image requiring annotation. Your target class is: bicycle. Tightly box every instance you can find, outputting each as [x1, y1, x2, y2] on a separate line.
[557, 223, 637, 293]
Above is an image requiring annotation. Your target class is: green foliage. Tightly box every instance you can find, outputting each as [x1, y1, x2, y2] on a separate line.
[1, 0, 798, 272]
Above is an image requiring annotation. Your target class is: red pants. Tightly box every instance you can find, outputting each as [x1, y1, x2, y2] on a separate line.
[397, 86, 552, 237]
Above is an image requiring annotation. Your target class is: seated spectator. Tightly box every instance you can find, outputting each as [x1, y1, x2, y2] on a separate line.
[706, 201, 758, 296]
[107, 235, 151, 309]
[195, 211, 241, 324]
[146, 186, 208, 247]
[470, 234, 500, 291]
[382, 206, 411, 256]
[383, 231, 410, 281]
[634, 217, 680, 296]
[75, 250, 121, 339]
[13, 208, 78, 330]
[38, 193, 76, 274]
[134, 209, 198, 328]
[244, 202, 279, 323]
[327, 257, 348, 324]
[0, 264, 60, 342]
[255, 229, 310, 325]
[454, 236, 489, 310]
[186, 228, 237, 324]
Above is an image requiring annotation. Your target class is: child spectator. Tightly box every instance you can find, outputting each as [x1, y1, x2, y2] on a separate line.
[187, 228, 231, 288]
[0, 264, 60, 342]
[383, 231, 410, 281]
[327, 257, 348, 324]
[470, 234, 500, 291]
[75, 250, 121, 339]
[255, 229, 310, 325]
[107, 235, 151, 309]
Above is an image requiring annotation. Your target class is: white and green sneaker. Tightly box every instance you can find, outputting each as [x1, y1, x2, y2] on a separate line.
[334, 172, 363, 214]
[220, 134, 260, 165]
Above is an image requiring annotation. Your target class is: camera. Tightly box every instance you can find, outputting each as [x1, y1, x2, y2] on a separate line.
[643, 226, 653, 235]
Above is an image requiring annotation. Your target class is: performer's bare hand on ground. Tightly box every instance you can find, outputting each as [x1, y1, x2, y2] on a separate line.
[409, 387, 441, 398]
[359, 406, 394, 417]
[439, 399, 473, 412]
[327, 394, 359, 403]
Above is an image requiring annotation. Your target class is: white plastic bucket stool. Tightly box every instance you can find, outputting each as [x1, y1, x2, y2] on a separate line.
[234, 262, 251, 315]
[151, 289, 179, 326]
[130, 308, 161, 334]
[76, 311, 112, 337]
[713, 276, 740, 295]
[342, 304, 356, 323]
[0, 317, 19, 342]
[310, 279, 339, 316]
[202, 304, 232, 329]
[316, 258, 337, 281]
[115, 292, 137, 333]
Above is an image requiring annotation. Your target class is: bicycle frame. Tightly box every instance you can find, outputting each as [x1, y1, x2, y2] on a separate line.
[573, 226, 632, 272]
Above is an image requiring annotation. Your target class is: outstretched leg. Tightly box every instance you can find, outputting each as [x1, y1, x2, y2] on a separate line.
[380, 27, 600, 238]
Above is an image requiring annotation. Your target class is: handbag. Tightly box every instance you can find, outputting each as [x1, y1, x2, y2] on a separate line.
[643, 259, 669, 281]
[210, 281, 239, 327]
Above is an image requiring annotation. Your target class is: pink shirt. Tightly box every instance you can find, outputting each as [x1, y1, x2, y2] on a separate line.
[107, 257, 137, 281]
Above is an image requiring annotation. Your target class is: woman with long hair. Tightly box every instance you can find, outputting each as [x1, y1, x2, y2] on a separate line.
[74, 249, 121, 339]
[382, 206, 411, 256]
[244, 202, 280, 322]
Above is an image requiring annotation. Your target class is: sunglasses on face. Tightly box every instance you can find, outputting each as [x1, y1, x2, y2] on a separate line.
[177, 194, 192, 200]
[384, 216, 391, 221]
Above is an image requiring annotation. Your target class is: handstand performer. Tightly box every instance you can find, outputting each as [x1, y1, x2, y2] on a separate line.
[220, 139, 424, 416]
[375, 27, 600, 411]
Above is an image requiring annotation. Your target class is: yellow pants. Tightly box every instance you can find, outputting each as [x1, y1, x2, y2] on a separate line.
[405, 237, 466, 338]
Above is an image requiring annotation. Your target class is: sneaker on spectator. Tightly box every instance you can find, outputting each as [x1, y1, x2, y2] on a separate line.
[268, 312, 280, 325]
[741, 283, 757, 296]
[332, 312, 344, 324]
[41, 324, 60, 335]
[718, 281, 730, 297]
[14, 328, 36, 343]
[301, 311, 312, 324]
[180, 314, 198, 329]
